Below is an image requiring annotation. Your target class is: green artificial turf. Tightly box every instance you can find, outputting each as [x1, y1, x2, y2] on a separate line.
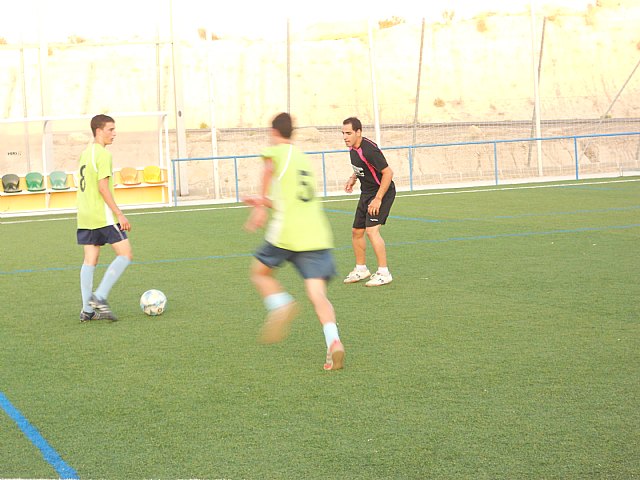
[1, 178, 638, 479]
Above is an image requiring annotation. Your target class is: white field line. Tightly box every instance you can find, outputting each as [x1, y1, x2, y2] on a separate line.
[2, 178, 639, 225]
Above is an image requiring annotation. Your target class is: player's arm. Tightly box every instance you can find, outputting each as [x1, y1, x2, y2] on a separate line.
[98, 177, 131, 231]
[258, 157, 274, 208]
[375, 166, 393, 200]
[243, 157, 274, 207]
[345, 172, 357, 193]
[243, 157, 273, 232]
[367, 166, 393, 216]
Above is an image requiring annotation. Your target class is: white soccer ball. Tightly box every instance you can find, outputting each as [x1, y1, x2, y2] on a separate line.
[140, 289, 167, 316]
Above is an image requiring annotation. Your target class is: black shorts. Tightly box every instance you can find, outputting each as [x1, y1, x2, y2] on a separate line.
[77, 225, 128, 246]
[353, 185, 396, 229]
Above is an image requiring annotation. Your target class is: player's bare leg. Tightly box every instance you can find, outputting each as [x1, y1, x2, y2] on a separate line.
[351, 227, 367, 265]
[344, 228, 371, 283]
[365, 225, 393, 286]
[250, 258, 298, 344]
[305, 278, 344, 370]
[365, 225, 387, 268]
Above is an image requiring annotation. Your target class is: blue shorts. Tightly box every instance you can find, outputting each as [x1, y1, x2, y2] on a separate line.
[77, 225, 128, 246]
[254, 242, 337, 280]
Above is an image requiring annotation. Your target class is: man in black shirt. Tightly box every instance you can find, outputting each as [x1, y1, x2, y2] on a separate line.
[342, 117, 396, 286]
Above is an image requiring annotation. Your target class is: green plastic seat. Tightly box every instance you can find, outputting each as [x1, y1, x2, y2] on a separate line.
[25, 172, 46, 192]
[2, 173, 22, 193]
[49, 171, 70, 190]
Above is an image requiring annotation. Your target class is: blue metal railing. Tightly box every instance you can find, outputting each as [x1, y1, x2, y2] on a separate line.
[171, 131, 640, 206]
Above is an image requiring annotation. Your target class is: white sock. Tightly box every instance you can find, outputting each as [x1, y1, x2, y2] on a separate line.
[80, 264, 95, 313]
[356, 264, 368, 272]
[95, 255, 131, 300]
[322, 322, 340, 348]
[264, 292, 294, 311]
[378, 267, 390, 275]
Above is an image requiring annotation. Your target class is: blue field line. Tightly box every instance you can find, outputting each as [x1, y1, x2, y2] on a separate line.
[488, 205, 640, 220]
[387, 223, 640, 246]
[0, 392, 79, 479]
[1, 223, 638, 276]
[0, 252, 255, 275]
[325, 204, 640, 223]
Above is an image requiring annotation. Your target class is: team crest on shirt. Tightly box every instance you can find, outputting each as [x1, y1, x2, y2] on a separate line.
[351, 165, 365, 177]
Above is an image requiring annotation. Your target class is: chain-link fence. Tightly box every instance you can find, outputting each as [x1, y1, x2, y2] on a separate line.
[1, 1, 639, 204]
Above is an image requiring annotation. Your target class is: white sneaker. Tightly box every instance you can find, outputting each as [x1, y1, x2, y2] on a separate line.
[343, 268, 371, 284]
[365, 271, 393, 287]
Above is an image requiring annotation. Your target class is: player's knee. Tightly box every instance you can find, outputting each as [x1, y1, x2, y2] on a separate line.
[308, 290, 331, 310]
[249, 265, 269, 285]
[365, 226, 382, 240]
[118, 250, 133, 262]
[351, 227, 365, 239]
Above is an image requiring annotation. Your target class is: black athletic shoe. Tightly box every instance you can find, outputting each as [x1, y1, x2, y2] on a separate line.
[88, 295, 118, 321]
[80, 309, 116, 322]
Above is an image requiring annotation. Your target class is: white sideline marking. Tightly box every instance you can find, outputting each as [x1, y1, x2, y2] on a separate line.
[1, 178, 638, 225]
[393, 178, 640, 199]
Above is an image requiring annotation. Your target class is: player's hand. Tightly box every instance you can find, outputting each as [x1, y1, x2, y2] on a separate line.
[118, 213, 131, 231]
[244, 206, 268, 232]
[242, 195, 262, 207]
[367, 197, 381, 216]
[345, 177, 356, 193]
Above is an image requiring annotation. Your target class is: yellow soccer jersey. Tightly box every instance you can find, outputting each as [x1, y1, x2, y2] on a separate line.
[76, 143, 116, 229]
[262, 144, 333, 251]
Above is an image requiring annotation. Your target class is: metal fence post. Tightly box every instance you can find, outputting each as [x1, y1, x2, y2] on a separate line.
[493, 142, 499, 185]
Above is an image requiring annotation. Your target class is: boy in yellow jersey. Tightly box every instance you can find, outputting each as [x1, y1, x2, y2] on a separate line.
[76, 114, 133, 322]
[243, 112, 345, 370]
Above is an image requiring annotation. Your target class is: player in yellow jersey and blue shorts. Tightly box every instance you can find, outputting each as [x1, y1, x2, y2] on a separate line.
[243, 112, 345, 370]
[76, 114, 133, 322]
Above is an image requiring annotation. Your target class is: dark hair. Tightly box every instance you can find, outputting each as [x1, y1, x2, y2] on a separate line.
[272, 112, 293, 139]
[343, 116, 362, 132]
[90, 114, 115, 136]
